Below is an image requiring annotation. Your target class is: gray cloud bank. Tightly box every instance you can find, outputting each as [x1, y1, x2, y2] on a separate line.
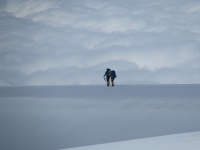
[0, 0, 200, 85]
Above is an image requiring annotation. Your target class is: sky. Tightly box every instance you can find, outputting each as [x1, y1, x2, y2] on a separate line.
[0, 0, 200, 85]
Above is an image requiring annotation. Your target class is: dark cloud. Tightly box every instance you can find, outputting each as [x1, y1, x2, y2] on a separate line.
[1, 0, 200, 85]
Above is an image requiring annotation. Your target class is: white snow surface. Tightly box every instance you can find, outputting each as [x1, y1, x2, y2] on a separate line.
[62, 131, 200, 150]
[0, 85, 200, 150]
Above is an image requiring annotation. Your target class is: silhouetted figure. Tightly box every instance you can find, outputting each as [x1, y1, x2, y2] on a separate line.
[103, 68, 111, 86]
[110, 70, 117, 86]
[103, 68, 117, 86]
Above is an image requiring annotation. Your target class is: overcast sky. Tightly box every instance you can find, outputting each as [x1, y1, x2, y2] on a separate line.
[0, 0, 200, 85]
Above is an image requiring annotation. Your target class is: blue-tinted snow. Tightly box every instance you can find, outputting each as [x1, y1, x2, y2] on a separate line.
[62, 131, 200, 150]
[0, 85, 200, 150]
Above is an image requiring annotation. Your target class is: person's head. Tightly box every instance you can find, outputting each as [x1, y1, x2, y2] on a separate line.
[107, 68, 110, 71]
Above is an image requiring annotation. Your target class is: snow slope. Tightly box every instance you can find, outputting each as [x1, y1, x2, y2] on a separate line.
[0, 85, 200, 150]
[62, 131, 200, 150]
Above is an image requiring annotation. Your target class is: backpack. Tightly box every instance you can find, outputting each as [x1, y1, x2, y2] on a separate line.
[111, 70, 117, 78]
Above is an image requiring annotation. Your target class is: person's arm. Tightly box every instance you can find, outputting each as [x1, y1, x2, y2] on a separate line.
[103, 71, 107, 77]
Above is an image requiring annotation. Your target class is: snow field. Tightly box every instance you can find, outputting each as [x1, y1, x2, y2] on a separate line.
[0, 85, 200, 150]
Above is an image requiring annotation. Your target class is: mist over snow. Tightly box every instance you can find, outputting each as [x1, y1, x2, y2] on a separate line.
[1, 85, 200, 150]
[1, 0, 200, 85]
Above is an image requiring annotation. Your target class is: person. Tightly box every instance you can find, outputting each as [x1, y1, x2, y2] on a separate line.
[110, 70, 117, 86]
[103, 68, 111, 86]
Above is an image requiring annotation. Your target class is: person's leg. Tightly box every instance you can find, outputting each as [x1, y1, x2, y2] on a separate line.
[106, 76, 110, 86]
[111, 78, 114, 86]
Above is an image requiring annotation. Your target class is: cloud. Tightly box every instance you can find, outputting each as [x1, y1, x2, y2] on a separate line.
[3, 0, 58, 17]
[1, 0, 200, 85]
